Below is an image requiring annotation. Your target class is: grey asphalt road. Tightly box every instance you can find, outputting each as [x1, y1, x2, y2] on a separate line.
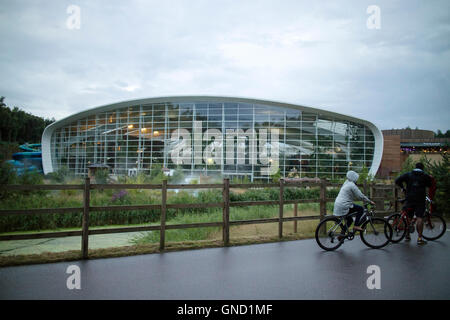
[1, 232, 449, 300]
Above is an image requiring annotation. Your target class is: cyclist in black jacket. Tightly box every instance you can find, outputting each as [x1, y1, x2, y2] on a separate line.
[395, 162, 433, 245]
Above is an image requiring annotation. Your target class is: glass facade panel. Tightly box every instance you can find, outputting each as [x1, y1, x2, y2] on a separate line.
[47, 99, 377, 180]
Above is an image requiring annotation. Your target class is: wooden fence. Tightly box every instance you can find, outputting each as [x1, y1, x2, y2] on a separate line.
[0, 179, 399, 259]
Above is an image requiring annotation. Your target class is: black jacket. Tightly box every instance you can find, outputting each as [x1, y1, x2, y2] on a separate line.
[395, 169, 433, 204]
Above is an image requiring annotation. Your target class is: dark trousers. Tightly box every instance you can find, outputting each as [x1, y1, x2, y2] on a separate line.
[344, 204, 364, 230]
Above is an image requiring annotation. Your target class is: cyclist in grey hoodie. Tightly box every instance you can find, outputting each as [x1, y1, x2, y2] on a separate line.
[333, 170, 375, 232]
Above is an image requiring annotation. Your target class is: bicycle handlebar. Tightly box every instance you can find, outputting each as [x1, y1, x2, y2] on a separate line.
[364, 202, 375, 209]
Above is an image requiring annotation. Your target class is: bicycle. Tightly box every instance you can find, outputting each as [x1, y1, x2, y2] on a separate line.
[315, 203, 393, 251]
[387, 196, 446, 243]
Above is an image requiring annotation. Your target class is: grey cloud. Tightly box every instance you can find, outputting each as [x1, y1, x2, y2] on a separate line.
[0, 0, 449, 131]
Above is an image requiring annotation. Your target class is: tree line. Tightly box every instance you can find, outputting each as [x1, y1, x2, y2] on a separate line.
[0, 96, 55, 144]
[435, 130, 450, 138]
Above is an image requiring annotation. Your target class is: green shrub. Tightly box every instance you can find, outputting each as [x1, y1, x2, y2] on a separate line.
[0, 161, 18, 198]
[420, 154, 449, 216]
[399, 156, 415, 176]
[169, 166, 185, 183]
[358, 165, 374, 184]
[270, 168, 282, 182]
[46, 166, 72, 183]
[93, 168, 109, 184]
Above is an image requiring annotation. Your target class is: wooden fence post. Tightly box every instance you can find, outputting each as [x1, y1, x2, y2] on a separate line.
[81, 177, 90, 259]
[294, 202, 298, 233]
[222, 178, 230, 246]
[160, 179, 167, 251]
[371, 185, 384, 212]
[279, 178, 284, 239]
[319, 180, 327, 235]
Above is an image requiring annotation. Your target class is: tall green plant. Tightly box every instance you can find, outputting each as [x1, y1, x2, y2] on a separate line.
[357, 164, 375, 184]
[420, 153, 449, 216]
[46, 166, 73, 183]
[270, 168, 281, 183]
[0, 161, 17, 198]
[399, 156, 415, 175]
[169, 166, 185, 183]
[94, 168, 109, 184]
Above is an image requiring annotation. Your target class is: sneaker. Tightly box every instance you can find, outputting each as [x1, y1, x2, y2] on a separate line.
[404, 235, 411, 242]
[417, 237, 427, 245]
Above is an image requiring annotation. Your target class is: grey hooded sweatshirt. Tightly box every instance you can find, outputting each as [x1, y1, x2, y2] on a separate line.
[333, 171, 371, 216]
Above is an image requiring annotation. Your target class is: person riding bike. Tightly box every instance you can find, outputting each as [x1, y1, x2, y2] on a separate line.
[333, 170, 375, 235]
[395, 162, 434, 245]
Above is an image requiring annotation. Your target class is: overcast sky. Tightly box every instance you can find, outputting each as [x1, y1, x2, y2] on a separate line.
[1, 0, 449, 131]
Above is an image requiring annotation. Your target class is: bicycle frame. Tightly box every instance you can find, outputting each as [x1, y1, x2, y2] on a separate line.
[398, 209, 415, 228]
[327, 205, 373, 236]
[388, 195, 447, 243]
[396, 196, 433, 230]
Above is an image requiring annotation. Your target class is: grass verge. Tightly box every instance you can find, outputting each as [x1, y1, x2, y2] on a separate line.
[0, 203, 323, 267]
[0, 232, 313, 268]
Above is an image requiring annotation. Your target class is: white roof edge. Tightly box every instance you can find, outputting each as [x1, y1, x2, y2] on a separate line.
[43, 96, 376, 129]
[41, 123, 54, 174]
[364, 121, 384, 176]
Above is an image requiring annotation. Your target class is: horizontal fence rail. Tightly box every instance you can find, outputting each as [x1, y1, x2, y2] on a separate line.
[0, 179, 400, 258]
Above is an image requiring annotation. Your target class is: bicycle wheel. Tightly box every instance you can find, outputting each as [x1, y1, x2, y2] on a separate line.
[315, 216, 346, 251]
[422, 214, 446, 241]
[360, 217, 392, 249]
[386, 213, 407, 243]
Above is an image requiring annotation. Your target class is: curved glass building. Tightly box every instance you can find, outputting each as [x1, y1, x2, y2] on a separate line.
[42, 96, 383, 181]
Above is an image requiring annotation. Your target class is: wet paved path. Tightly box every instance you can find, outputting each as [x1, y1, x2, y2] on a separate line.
[1, 232, 449, 300]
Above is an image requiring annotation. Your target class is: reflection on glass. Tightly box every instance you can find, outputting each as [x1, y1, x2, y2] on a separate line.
[50, 101, 376, 180]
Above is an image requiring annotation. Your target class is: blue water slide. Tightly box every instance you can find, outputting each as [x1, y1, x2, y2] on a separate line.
[12, 152, 42, 160]
[5, 143, 43, 174]
[19, 143, 42, 152]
